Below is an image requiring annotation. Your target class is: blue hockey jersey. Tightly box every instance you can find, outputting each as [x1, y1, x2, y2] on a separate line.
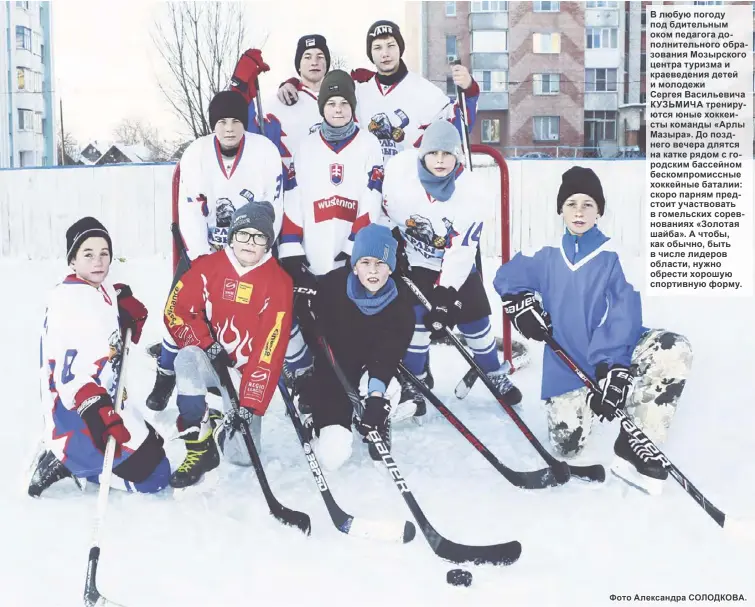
[493, 226, 645, 400]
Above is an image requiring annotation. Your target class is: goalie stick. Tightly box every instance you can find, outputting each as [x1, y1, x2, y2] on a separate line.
[83, 329, 132, 607]
[278, 379, 416, 543]
[401, 275, 605, 484]
[313, 331, 521, 566]
[171, 221, 310, 535]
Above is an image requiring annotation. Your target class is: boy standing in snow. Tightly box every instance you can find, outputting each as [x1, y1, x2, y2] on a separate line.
[493, 166, 693, 495]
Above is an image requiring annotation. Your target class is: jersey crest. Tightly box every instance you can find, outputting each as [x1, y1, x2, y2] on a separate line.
[330, 163, 344, 186]
[404, 214, 459, 259]
[368, 109, 410, 158]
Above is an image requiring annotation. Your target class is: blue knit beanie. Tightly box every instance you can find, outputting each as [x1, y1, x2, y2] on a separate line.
[351, 224, 397, 271]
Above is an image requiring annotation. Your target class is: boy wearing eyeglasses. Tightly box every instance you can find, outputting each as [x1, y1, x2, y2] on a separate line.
[163, 200, 293, 490]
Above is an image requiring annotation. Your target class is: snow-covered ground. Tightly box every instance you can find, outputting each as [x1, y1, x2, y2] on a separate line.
[2, 255, 753, 607]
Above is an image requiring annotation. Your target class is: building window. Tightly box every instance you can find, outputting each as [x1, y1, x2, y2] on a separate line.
[33, 32, 42, 56]
[481, 119, 501, 143]
[473, 70, 507, 92]
[17, 67, 26, 90]
[584, 111, 617, 145]
[641, 9, 647, 29]
[20, 151, 35, 167]
[18, 109, 34, 131]
[471, 1, 508, 12]
[446, 76, 456, 96]
[446, 35, 458, 62]
[640, 52, 646, 73]
[533, 73, 560, 95]
[533, 1, 559, 12]
[533, 116, 559, 141]
[640, 91, 646, 103]
[586, 27, 618, 49]
[585, 68, 617, 92]
[586, 1, 618, 6]
[16, 26, 31, 51]
[446, 1, 457, 16]
[472, 30, 508, 53]
[16, 1, 30, 9]
[40, 43, 45, 64]
[34, 112, 43, 134]
[693, 1, 722, 4]
[533, 32, 561, 54]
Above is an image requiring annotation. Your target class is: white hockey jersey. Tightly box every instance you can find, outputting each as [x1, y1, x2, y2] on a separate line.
[380, 148, 485, 291]
[356, 71, 459, 163]
[259, 86, 322, 169]
[40, 275, 149, 472]
[279, 128, 385, 276]
[178, 132, 284, 260]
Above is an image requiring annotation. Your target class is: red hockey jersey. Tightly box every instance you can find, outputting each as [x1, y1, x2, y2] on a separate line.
[164, 248, 293, 414]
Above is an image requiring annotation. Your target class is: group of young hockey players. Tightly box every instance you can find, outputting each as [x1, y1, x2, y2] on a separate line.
[28, 20, 693, 507]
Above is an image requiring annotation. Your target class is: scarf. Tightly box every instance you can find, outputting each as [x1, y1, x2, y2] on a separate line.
[347, 273, 398, 316]
[376, 59, 409, 87]
[320, 119, 357, 143]
[417, 158, 459, 202]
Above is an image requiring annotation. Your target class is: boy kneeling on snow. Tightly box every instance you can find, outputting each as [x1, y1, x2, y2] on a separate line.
[493, 166, 693, 495]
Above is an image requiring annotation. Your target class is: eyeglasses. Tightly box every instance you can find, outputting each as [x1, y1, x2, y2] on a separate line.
[234, 231, 269, 246]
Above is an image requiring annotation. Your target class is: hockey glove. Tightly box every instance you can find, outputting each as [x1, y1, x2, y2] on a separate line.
[78, 393, 131, 457]
[350, 68, 376, 83]
[205, 342, 233, 377]
[587, 363, 633, 422]
[423, 286, 463, 340]
[500, 291, 552, 342]
[230, 49, 270, 103]
[222, 405, 256, 441]
[356, 396, 392, 437]
[391, 227, 411, 277]
[114, 283, 148, 344]
[334, 251, 351, 271]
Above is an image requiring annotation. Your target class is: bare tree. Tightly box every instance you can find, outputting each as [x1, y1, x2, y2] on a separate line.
[57, 131, 79, 165]
[113, 118, 173, 162]
[331, 55, 349, 71]
[151, 3, 265, 139]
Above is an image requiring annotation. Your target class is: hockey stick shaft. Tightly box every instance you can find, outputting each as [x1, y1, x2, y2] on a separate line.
[255, 78, 266, 138]
[542, 333, 728, 528]
[83, 329, 132, 607]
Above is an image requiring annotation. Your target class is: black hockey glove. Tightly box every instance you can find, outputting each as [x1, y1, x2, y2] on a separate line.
[423, 286, 463, 340]
[391, 227, 410, 277]
[334, 251, 352, 271]
[205, 341, 233, 377]
[356, 396, 392, 437]
[500, 291, 552, 342]
[587, 363, 633, 422]
[280, 255, 318, 292]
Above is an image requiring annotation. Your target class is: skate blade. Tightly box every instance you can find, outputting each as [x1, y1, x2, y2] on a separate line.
[389, 401, 418, 425]
[171, 468, 220, 500]
[610, 457, 665, 496]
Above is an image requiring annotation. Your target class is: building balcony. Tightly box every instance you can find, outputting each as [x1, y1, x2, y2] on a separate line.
[585, 8, 619, 27]
[477, 92, 509, 111]
[584, 48, 622, 68]
[469, 12, 508, 31]
[585, 91, 619, 111]
[471, 52, 509, 71]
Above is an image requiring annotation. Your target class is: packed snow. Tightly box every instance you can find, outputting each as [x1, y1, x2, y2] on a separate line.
[3, 255, 753, 607]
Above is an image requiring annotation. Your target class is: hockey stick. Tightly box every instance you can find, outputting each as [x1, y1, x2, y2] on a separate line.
[398, 363, 565, 490]
[543, 332, 754, 536]
[401, 275, 605, 484]
[255, 78, 266, 137]
[171, 222, 310, 535]
[277, 378, 416, 543]
[83, 328, 132, 607]
[313, 332, 521, 566]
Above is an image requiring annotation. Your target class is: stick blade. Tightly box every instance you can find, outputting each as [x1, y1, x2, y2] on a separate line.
[567, 463, 606, 483]
[435, 537, 522, 566]
[273, 505, 311, 536]
[346, 517, 417, 544]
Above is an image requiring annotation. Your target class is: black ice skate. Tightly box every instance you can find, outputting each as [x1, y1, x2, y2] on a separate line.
[170, 420, 220, 489]
[398, 372, 425, 418]
[486, 364, 522, 406]
[28, 449, 76, 498]
[610, 429, 669, 495]
[146, 365, 176, 411]
[293, 367, 317, 415]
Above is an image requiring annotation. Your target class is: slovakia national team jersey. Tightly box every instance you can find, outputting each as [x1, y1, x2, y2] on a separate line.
[178, 132, 284, 260]
[40, 276, 149, 475]
[380, 148, 485, 290]
[279, 128, 385, 276]
[356, 70, 477, 163]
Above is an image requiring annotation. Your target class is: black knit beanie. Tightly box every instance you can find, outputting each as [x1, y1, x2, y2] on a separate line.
[366, 20, 405, 62]
[208, 90, 249, 131]
[295, 34, 331, 75]
[318, 70, 357, 117]
[66, 217, 112, 263]
[557, 166, 605, 215]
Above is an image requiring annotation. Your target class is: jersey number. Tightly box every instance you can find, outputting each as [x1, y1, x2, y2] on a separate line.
[461, 222, 483, 247]
[61, 349, 78, 384]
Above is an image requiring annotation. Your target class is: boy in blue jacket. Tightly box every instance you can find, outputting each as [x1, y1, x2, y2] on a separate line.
[493, 166, 692, 495]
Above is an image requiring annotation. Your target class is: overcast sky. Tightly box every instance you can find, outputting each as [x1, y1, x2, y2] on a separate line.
[52, 0, 410, 146]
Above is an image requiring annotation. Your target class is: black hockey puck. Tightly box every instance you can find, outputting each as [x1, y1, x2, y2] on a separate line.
[446, 568, 473, 587]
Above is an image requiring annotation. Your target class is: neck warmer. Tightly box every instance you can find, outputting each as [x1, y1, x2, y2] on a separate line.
[376, 59, 409, 87]
[220, 144, 240, 158]
[417, 158, 459, 202]
[320, 119, 357, 143]
[347, 273, 398, 316]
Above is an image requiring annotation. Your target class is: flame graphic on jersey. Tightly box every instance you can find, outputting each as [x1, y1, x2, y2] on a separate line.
[214, 317, 253, 368]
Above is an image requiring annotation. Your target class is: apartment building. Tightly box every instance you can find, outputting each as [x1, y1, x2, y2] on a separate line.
[0, 1, 56, 168]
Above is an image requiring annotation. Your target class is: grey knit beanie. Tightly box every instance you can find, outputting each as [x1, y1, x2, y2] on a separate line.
[418, 120, 462, 159]
[228, 200, 276, 249]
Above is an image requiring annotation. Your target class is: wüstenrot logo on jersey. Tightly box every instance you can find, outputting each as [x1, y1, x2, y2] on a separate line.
[313, 195, 358, 224]
[260, 311, 286, 363]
